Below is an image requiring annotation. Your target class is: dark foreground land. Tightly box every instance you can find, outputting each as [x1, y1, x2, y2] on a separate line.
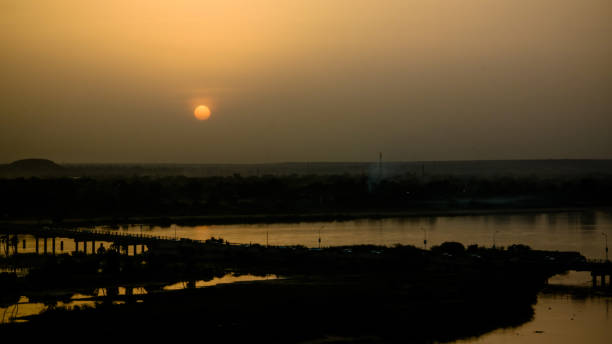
[1, 237, 585, 342]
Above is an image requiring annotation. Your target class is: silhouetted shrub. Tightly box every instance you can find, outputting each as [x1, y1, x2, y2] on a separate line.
[432, 242, 466, 256]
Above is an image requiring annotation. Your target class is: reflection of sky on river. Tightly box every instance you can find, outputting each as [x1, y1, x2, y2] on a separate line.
[453, 270, 612, 344]
[163, 274, 276, 291]
[547, 271, 593, 287]
[103, 211, 612, 259]
[455, 294, 612, 344]
[0, 274, 276, 324]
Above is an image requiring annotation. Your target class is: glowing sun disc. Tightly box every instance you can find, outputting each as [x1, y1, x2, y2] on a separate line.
[194, 105, 211, 120]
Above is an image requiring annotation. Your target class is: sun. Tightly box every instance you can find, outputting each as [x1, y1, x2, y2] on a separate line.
[194, 105, 211, 120]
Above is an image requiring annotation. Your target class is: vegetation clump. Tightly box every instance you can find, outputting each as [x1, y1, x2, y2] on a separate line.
[1, 174, 610, 222]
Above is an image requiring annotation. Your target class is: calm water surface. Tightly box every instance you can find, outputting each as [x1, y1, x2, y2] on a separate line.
[450, 270, 612, 344]
[103, 210, 612, 259]
[454, 294, 612, 344]
[456, 294, 612, 344]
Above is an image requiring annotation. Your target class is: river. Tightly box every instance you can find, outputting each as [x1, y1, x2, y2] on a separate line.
[100, 210, 612, 259]
[2, 209, 611, 342]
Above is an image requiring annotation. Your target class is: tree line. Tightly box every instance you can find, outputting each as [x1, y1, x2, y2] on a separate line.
[1, 173, 611, 220]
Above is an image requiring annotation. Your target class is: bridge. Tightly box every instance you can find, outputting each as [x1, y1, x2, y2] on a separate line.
[1, 227, 217, 256]
[570, 260, 612, 289]
[4, 227, 612, 290]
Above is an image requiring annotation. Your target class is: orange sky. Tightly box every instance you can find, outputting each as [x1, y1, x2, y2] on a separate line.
[1, 0, 611, 163]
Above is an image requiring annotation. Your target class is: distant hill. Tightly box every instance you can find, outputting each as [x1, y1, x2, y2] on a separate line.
[0, 159, 64, 177]
[8, 158, 62, 170]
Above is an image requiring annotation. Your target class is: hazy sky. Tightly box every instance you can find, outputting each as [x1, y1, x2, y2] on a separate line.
[1, 0, 611, 163]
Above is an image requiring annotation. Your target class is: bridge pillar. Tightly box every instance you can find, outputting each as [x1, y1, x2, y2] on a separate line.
[107, 287, 118, 298]
[92, 240, 96, 254]
[60, 240, 64, 251]
[52, 237, 56, 255]
[75, 240, 79, 253]
[43, 237, 47, 254]
[602, 274, 607, 288]
[83, 241, 87, 254]
[592, 272, 597, 288]
[22, 239, 26, 250]
[133, 244, 137, 255]
[35, 237, 39, 254]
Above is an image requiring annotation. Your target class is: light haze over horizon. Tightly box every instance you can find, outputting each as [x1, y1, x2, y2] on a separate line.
[1, 0, 611, 164]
